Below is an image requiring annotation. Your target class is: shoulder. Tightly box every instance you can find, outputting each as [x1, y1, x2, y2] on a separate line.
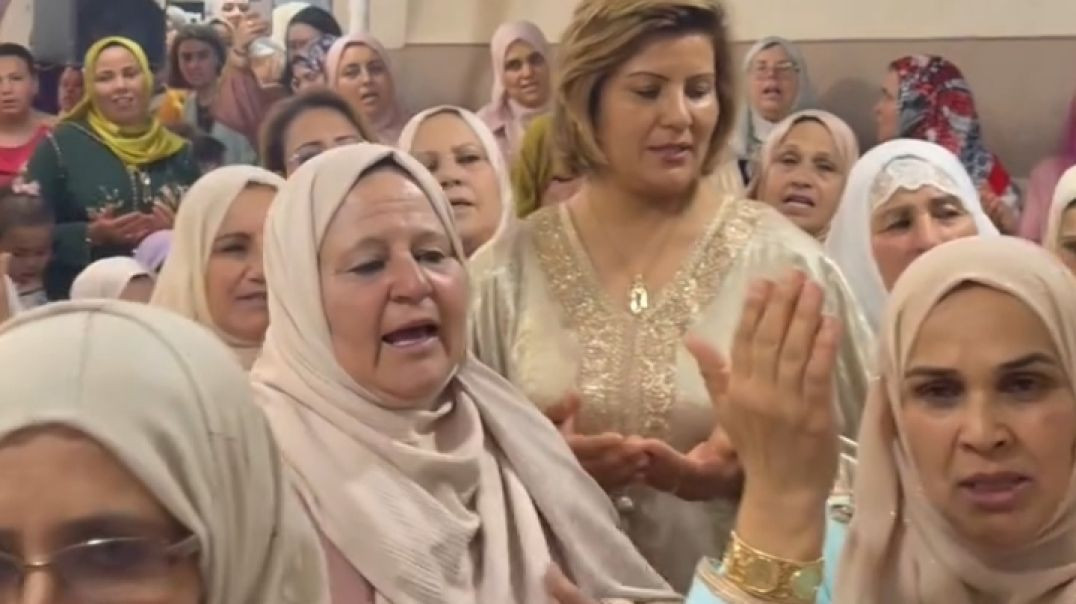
[713, 199, 831, 269]
[470, 206, 555, 285]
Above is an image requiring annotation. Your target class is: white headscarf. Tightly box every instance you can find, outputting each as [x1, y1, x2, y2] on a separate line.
[69, 257, 151, 300]
[151, 166, 284, 370]
[824, 139, 998, 330]
[398, 105, 516, 260]
[732, 37, 818, 162]
[1044, 165, 1076, 254]
[251, 143, 674, 604]
[0, 300, 328, 604]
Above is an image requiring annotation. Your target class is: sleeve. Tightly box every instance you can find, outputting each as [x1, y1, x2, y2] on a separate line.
[469, 263, 515, 378]
[817, 255, 875, 438]
[26, 133, 92, 278]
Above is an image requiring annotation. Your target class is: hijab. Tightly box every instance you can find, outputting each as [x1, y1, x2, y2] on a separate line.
[1024, 94, 1076, 241]
[286, 33, 338, 90]
[69, 256, 151, 300]
[250, 143, 674, 604]
[0, 300, 329, 604]
[732, 37, 817, 163]
[824, 139, 998, 331]
[890, 55, 1018, 205]
[65, 37, 187, 167]
[837, 236, 1076, 603]
[398, 106, 516, 260]
[324, 34, 409, 144]
[476, 21, 552, 161]
[1043, 165, 1076, 255]
[151, 166, 284, 370]
[134, 229, 174, 274]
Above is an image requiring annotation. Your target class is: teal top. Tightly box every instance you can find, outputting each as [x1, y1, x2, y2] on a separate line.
[685, 495, 850, 604]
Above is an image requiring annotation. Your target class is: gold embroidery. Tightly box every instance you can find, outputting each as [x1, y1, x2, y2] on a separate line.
[531, 199, 764, 439]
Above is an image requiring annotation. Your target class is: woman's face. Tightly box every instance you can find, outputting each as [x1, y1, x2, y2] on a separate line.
[176, 39, 220, 91]
[747, 44, 800, 122]
[874, 69, 901, 143]
[870, 185, 978, 290]
[0, 427, 201, 602]
[335, 44, 395, 121]
[502, 40, 550, 110]
[91, 45, 149, 128]
[1054, 204, 1076, 276]
[287, 23, 321, 56]
[291, 62, 325, 93]
[218, 1, 249, 29]
[282, 107, 364, 176]
[205, 185, 274, 343]
[58, 66, 84, 114]
[901, 285, 1076, 551]
[409, 112, 502, 257]
[595, 32, 718, 201]
[318, 167, 468, 407]
[119, 274, 154, 303]
[758, 120, 846, 237]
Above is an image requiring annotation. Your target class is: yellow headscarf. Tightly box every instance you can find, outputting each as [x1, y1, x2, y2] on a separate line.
[65, 37, 187, 167]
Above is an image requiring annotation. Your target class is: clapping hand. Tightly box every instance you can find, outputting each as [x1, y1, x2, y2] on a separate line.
[640, 427, 742, 501]
[546, 393, 649, 491]
[87, 207, 153, 247]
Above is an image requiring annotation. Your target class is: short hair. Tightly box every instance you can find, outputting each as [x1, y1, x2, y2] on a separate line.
[259, 88, 376, 174]
[168, 25, 226, 89]
[0, 43, 36, 76]
[0, 186, 53, 238]
[554, 0, 735, 176]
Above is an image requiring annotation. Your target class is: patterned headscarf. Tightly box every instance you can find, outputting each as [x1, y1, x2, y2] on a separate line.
[890, 55, 1018, 205]
[285, 34, 337, 91]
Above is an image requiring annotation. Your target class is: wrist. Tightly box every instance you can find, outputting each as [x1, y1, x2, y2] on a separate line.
[734, 486, 827, 562]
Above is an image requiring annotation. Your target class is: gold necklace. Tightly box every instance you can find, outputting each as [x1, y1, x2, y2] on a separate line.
[584, 201, 682, 316]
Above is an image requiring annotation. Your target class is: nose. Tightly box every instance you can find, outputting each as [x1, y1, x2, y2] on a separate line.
[520, 61, 535, 80]
[357, 68, 373, 86]
[910, 216, 944, 253]
[18, 567, 61, 604]
[388, 256, 433, 303]
[959, 395, 1011, 454]
[658, 88, 691, 130]
[434, 157, 466, 191]
[247, 241, 266, 285]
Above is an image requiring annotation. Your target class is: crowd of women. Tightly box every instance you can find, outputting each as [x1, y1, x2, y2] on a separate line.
[1, 0, 1076, 602]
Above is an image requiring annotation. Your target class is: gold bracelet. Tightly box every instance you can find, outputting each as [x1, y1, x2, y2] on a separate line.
[718, 531, 823, 603]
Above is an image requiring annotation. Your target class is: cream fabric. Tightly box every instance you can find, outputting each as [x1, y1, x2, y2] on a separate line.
[69, 256, 150, 300]
[1043, 165, 1076, 254]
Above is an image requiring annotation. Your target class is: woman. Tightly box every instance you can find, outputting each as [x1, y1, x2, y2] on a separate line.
[824, 139, 998, 331]
[169, 25, 257, 166]
[69, 256, 153, 301]
[325, 34, 409, 144]
[0, 44, 51, 188]
[477, 21, 553, 162]
[470, 0, 873, 591]
[875, 55, 1019, 233]
[0, 301, 327, 603]
[151, 166, 282, 370]
[260, 88, 373, 177]
[210, 0, 250, 31]
[1024, 93, 1076, 242]
[250, 143, 676, 603]
[27, 37, 199, 301]
[399, 106, 513, 259]
[279, 5, 341, 57]
[512, 114, 581, 218]
[747, 109, 859, 240]
[286, 33, 337, 94]
[1042, 165, 1076, 275]
[732, 37, 817, 183]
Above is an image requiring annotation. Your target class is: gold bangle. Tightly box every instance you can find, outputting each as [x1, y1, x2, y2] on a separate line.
[718, 531, 824, 603]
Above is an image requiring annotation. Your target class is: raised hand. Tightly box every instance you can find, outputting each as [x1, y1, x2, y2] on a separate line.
[546, 392, 649, 491]
[235, 13, 271, 52]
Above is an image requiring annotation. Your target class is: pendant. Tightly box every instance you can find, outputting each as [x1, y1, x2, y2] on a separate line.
[628, 276, 650, 316]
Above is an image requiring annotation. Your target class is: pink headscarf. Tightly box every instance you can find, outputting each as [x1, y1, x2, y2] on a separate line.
[324, 34, 408, 144]
[476, 21, 551, 162]
[1021, 94, 1076, 242]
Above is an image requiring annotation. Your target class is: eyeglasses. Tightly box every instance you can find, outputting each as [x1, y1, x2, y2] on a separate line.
[750, 60, 799, 79]
[0, 535, 199, 602]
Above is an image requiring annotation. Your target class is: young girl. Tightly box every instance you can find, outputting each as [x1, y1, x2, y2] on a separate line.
[0, 180, 53, 309]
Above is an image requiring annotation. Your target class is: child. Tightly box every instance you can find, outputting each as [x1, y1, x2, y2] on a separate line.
[0, 181, 53, 309]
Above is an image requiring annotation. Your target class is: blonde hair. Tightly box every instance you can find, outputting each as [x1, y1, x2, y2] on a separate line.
[554, 0, 735, 176]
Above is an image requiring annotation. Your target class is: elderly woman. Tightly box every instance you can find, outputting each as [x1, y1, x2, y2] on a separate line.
[747, 109, 859, 241]
[250, 143, 676, 603]
[0, 300, 327, 603]
[469, 0, 873, 591]
[27, 37, 199, 300]
[151, 166, 283, 369]
[325, 34, 410, 144]
[824, 139, 998, 330]
[687, 236, 1076, 603]
[732, 36, 817, 183]
[477, 21, 554, 162]
[399, 105, 514, 259]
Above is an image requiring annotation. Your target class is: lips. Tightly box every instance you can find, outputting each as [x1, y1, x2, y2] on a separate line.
[781, 194, 816, 215]
[382, 320, 439, 349]
[649, 143, 692, 164]
[235, 291, 267, 306]
[958, 471, 1032, 512]
[762, 84, 782, 99]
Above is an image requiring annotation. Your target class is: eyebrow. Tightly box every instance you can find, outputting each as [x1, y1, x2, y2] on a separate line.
[905, 353, 1058, 379]
[625, 70, 715, 80]
[56, 513, 172, 546]
[214, 231, 251, 243]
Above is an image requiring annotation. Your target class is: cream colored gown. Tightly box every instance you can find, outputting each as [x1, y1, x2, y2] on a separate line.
[470, 196, 874, 592]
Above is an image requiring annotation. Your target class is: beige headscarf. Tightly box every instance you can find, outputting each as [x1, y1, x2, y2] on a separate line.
[1043, 165, 1076, 255]
[837, 236, 1076, 603]
[0, 300, 328, 604]
[250, 143, 674, 604]
[151, 166, 284, 370]
[69, 256, 152, 300]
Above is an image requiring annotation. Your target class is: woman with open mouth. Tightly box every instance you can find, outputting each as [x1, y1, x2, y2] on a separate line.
[249, 143, 677, 603]
[151, 165, 284, 370]
[325, 33, 411, 144]
[748, 109, 860, 241]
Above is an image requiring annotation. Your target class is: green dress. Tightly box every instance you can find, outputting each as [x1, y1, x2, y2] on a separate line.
[27, 121, 200, 299]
